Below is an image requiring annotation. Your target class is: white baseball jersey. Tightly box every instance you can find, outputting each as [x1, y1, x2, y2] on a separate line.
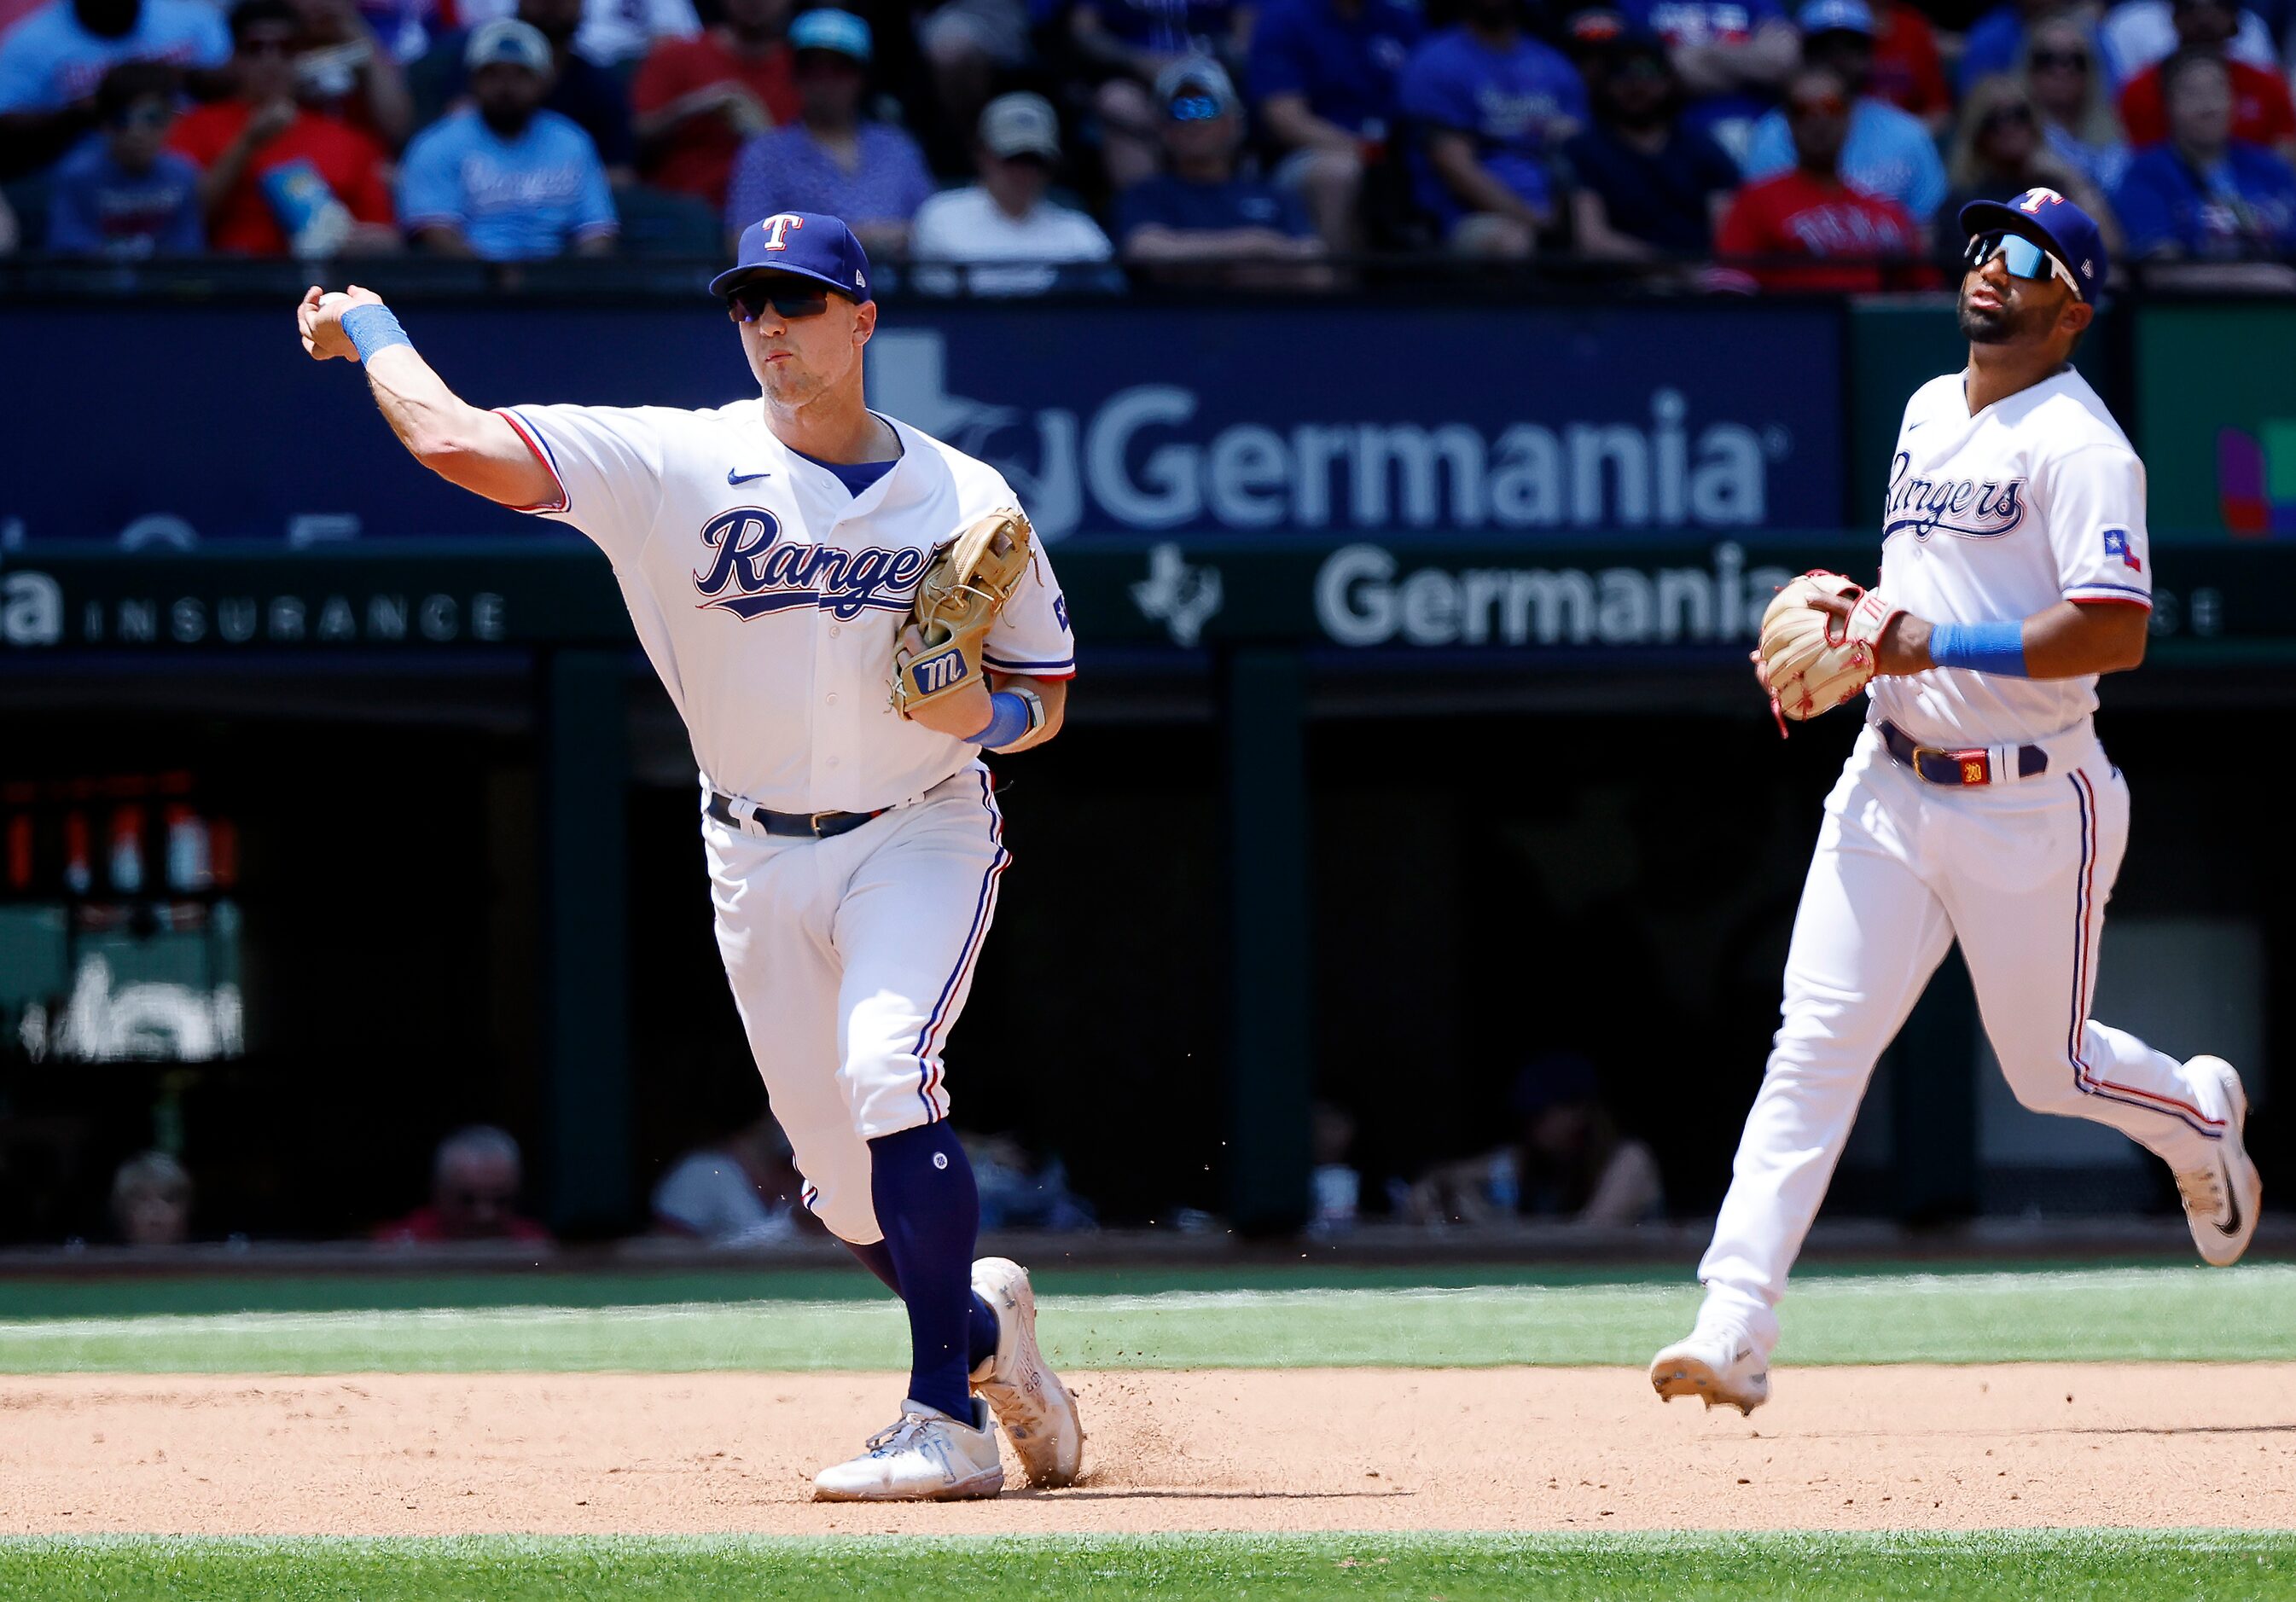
[497, 402, 1075, 812]
[1871, 366, 2150, 747]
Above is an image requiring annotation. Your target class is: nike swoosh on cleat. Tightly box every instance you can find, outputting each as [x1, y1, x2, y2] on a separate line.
[2218, 1157, 2243, 1237]
[727, 469, 771, 485]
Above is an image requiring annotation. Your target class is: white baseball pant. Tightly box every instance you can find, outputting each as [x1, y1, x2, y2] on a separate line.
[1698, 720, 2233, 1355]
[704, 765, 1008, 1246]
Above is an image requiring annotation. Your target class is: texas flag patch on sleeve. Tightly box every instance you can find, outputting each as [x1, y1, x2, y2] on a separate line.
[2102, 527, 2142, 572]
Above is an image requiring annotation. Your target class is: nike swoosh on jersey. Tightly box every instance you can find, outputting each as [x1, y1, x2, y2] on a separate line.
[727, 469, 771, 485]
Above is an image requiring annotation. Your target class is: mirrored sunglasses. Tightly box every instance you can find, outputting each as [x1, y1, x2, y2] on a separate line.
[1964, 230, 2082, 296]
[725, 281, 834, 322]
[1166, 92, 1224, 122]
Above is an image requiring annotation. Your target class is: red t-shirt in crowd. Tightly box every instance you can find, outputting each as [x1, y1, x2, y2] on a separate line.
[1869, 0, 1950, 123]
[2119, 58, 2296, 148]
[169, 102, 395, 255]
[630, 32, 799, 206]
[1717, 169, 1921, 292]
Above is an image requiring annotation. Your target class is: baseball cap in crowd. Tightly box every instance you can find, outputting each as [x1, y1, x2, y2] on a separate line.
[1156, 55, 1238, 120]
[465, 17, 553, 72]
[1958, 186, 2110, 303]
[1794, 0, 1875, 35]
[788, 9, 872, 61]
[711, 211, 874, 303]
[979, 90, 1061, 160]
[1564, 7, 1627, 45]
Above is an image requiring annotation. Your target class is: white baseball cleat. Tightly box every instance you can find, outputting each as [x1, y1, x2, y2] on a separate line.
[811, 1398, 1005, 1502]
[1650, 1324, 1770, 1414]
[2176, 1057, 2263, 1268]
[970, 1257, 1084, 1487]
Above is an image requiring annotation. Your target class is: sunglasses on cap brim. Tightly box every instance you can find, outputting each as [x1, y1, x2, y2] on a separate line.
[1963, 230, 2083, 297]
[1167, 92, 1226, 121]
[724, 279, 836, 322]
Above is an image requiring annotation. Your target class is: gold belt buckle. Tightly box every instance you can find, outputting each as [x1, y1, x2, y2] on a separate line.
[1911, 744, 1989, 785]
[810, 810, 840, 836]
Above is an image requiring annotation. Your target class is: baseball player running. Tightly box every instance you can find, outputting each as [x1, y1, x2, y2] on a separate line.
[1651, 189, 2264, 1414]
[295, 212, 1084, 1500]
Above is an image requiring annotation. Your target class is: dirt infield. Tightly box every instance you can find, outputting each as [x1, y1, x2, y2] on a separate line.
[3, 1366, 2293, 1535]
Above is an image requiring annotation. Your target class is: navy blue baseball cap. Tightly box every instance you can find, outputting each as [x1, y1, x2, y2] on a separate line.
[710, 211, 873, 303]
[1958, 186, 2109, 303]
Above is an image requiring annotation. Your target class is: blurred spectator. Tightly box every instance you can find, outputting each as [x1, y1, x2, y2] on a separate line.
[2100, 0, 2278, 81]
[1718, 62, 1920, 289]
[2020, 16, 2133, 194]
[651, 1113, 800, 1247]
[400, 18, 619, 257]
[412, 0, 636, 183]
[2119, 0, 2295, 159]
[1613, 0, 1796, 164]
[167, 0, 397, 256]
[457, 0, 698, 68]
[1397, 0, 1587, 257]
[723, 9, 929, 257]
[1562, 31, 1738, 257]
[1940, 73, 2114, 245]
[630, 0, 795, 207]
[911, 90, 1114, 293]
[375, 1124, 553, 1245]
[962, 1130, 1099, 1231]
[1864, 0, 1948, 130]
[1404, 1054, 1663, 1228]
[110, 1149, 191, 1245]
[0, 0, 228, 176]
[340, 0, 444, 63]
[1247, 0, 1421, 252]
[917, 0, 1032, 151]
[1114, 57, 1329, 282]
[1741, 0, 1944, 222]
[284, 0, 412, 149]
[1078, 0, 1253, 191]
[1961, 0, 2103, 96]
[1307, 1100, 1359, 1237]
[0, 184, 16, 248]
[2113, 47, 2296, 257]
[44, 58, 203, 252]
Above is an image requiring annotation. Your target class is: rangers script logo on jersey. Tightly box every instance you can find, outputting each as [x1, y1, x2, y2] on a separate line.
[692, 508, 930, 620]
[1883, 451, 2027, 541]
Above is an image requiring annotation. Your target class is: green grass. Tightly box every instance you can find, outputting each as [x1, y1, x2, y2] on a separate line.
[3, 1265, 2294, 1373]
[4, 1533, 2292, 1601]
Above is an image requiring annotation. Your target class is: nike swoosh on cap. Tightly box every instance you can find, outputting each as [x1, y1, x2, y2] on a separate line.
[727, 468, 771, 485]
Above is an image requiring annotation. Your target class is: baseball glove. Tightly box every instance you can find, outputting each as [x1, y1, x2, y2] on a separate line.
[1758, 572, 1904, 728]
[891, 507, 1036, 718]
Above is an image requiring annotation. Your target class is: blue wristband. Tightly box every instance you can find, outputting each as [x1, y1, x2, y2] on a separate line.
[967, 691, 1032, 749]
[340, 302, 410, 364]
[1927, 619, 2029, 676]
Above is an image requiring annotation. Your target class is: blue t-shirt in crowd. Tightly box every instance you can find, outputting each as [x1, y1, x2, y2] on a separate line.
[0, 0, 228, 112]
[1741, 95, 1947, 221]
[1397, 25, 1589, 223]
[1561, 120, 1740, 252]
[43, 142, 203, 255]
[1247, 0, 1422, 137]
[2113, 140, 2296, 258]
[1079, 0, 1243, 50]
[1615, 0, 1786, 158]
[724, 122, 933, 235]
[398, 107, 619, 261]
[1114, 171, 1316, 239]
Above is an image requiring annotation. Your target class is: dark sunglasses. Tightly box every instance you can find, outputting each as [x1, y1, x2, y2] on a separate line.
[2031, 49, 2089, 69]
[237, 34, 296, 55]
[1980, 103, 2037, 131]
[1167, 92, 1224, 122]
[725, 281, 834, 322]
[108, 102, 171, 130]
[1788, 93, 1847, 118]
[1963, 229, 2080, 294]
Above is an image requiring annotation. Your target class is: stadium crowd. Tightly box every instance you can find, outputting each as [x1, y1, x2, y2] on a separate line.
[3, 0, 2296, 282]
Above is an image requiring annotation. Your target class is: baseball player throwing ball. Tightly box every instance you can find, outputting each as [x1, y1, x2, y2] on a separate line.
[296, 212, 1084, 1500]
[1651, 189, 2264, 1415]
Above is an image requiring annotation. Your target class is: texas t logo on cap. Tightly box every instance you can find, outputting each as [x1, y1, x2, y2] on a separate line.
[709, 212, 875, 305]
[2017, 188, 2066, 213]
[759, 214, 805, 251]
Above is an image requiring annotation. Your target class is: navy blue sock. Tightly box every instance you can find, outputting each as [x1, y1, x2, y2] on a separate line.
[869, 1122, 987, 1420]
[844, 1236, 1003, 1372]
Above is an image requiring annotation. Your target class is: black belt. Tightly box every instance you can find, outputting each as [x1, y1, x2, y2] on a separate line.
[1880, 720, 2048, 786]
[707, 791, 886, 839]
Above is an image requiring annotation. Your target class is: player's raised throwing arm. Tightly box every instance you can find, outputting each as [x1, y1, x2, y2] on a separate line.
[295, 285, 558, 510]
